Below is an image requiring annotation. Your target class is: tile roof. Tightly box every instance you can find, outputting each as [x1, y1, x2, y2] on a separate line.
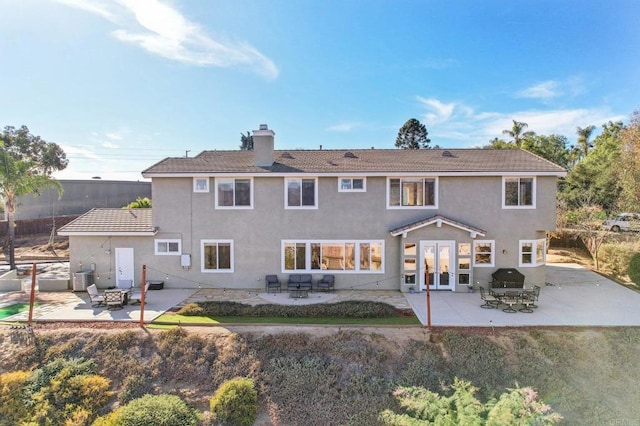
[57, 208, 157, 235]
[142, 148, 566, 176]
[389, 215, 486, 238]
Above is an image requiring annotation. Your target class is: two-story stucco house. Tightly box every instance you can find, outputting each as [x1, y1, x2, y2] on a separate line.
[59, 124, 566, 293]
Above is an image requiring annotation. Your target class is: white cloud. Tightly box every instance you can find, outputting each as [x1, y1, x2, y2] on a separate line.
[516, 80, 560, 100]
[52, 0, 278, 79]
[415, 96, 625, 147]
[416, 97, 456, 124]
[515, 76, 588, 101]
[54, 0, 115, 20]
[105, 132, 123, 141]
[325, 122, 363, 132]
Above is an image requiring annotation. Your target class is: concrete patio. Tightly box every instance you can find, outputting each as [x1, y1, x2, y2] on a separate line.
[1, 262, 639, 327]
[406, 263, 640, 327]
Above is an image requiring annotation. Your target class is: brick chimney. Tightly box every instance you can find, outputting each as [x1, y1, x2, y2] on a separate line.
[253, 124, 275, 167]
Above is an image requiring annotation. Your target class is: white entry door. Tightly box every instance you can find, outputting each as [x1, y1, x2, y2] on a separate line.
[115, 248, 135, 287]
[420, 241, 455, 291]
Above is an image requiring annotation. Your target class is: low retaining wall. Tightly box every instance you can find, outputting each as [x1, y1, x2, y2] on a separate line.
[0, 270, 70, 292]
[0, 270, 22, 291]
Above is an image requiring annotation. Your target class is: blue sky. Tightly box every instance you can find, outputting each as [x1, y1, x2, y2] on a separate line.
[1, 0, 638, 181]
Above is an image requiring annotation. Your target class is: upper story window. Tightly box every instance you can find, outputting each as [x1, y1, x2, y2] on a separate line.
[503, 177, 535, 208]
[216, 178, 252, 208]
[339, 177, 366, 192]
[519, 239, 546, 267]
[388, 178, 437, 208]
[155, 239, 181, 255]
[285, 178, 317, 209]
[193, 178, 209, 193]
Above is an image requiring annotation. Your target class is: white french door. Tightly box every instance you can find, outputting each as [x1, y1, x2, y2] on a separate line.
[420, 241, 455, 291]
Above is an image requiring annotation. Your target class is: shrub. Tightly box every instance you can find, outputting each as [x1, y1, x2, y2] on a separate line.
[209, 377, 258, 426]
[18, 357, 111, 425]
[629, 253, 640, 285]
[0, 371, 30, 425]
[119, 372, 154, 404]
[177, 302, 205, 316]
[598, 244, 637, 276]
[380, 378, 562, 425]
[98, 394, 199, 426]
[186, 300, 400, 318]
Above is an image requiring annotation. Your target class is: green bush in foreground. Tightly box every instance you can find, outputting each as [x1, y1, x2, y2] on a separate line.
[23, 357, 111, 425]
[379, 377, 562, 425]
[629, 253, 640, 285]
[0, 371, 30, 425]
[95, 394, 199, 426]
[209, 377, 258, 426]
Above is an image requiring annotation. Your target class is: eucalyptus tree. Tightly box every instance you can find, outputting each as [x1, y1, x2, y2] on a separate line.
[502, 120, 535, 147]
[521, 134, 571, 169]
[618, 111, 640, 211]
[0, 126, 66, 270]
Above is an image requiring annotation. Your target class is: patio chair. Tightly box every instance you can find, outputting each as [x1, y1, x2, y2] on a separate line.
[479, 287, 499, 309]
[529, 285, 541, 308]
[265, 275, 281, 293]
[87, 284, 105, 307]
[519, 291, 536, 313]
[501, 291, 520, 313]
[316, 274, 335, 292]
[130, 282, 150, 305]
[104, 289, 124, 310]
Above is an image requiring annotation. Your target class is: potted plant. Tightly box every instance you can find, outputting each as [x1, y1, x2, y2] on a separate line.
[409, 286, 415, 294]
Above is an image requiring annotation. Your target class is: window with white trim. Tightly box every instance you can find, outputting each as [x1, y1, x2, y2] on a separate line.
[282, 240, 384, 273]
[216, 178, 252, 208]
[473, 240, 495, 267]
[519, 239, 546, 267]
[285, 178, 317, 208]
[155, 239, 181, 255]
[503, 177, 535, 208]
[193, 178, 209, 193]
[339, 177, 366, 192]
[201, 240, 233, 273]
[388, 177, 437, 208]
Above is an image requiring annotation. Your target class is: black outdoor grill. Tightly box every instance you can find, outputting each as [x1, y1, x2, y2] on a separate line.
[490, 268, 525, 289]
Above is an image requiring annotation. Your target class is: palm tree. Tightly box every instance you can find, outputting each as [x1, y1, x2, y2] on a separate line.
[123, 197, 152, 209]
[576, 125, 596, 158]
[502, 120, 535, 148]
[0, 147, 62, 270]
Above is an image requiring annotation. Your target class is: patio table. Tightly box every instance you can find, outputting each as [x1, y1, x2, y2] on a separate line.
[491, 289, 527, 313]
[289, 288, 309, 299]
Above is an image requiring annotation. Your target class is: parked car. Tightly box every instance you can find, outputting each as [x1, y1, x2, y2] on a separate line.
[602, 213, 640, 232]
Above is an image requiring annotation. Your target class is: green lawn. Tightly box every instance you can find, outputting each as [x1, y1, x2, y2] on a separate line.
[153, 313, 420, 326]
[0, 303, 41, 320]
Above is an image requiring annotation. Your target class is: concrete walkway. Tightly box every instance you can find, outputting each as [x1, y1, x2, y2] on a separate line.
[1, 262, 639, 326]
[406, 263, 640, 327]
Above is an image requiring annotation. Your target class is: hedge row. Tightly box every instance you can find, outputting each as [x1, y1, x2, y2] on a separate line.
[178, 300, 400, 318]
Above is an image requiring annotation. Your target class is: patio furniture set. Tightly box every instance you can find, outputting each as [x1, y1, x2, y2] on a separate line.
[87, 281, 150, 310]
[479, 268, 541, 313]
[480, 286, 540, 313]
[265, 274, 335, 298]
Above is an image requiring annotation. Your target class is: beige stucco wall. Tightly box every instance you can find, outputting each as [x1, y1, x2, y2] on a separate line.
[112, 173, 558, 290]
